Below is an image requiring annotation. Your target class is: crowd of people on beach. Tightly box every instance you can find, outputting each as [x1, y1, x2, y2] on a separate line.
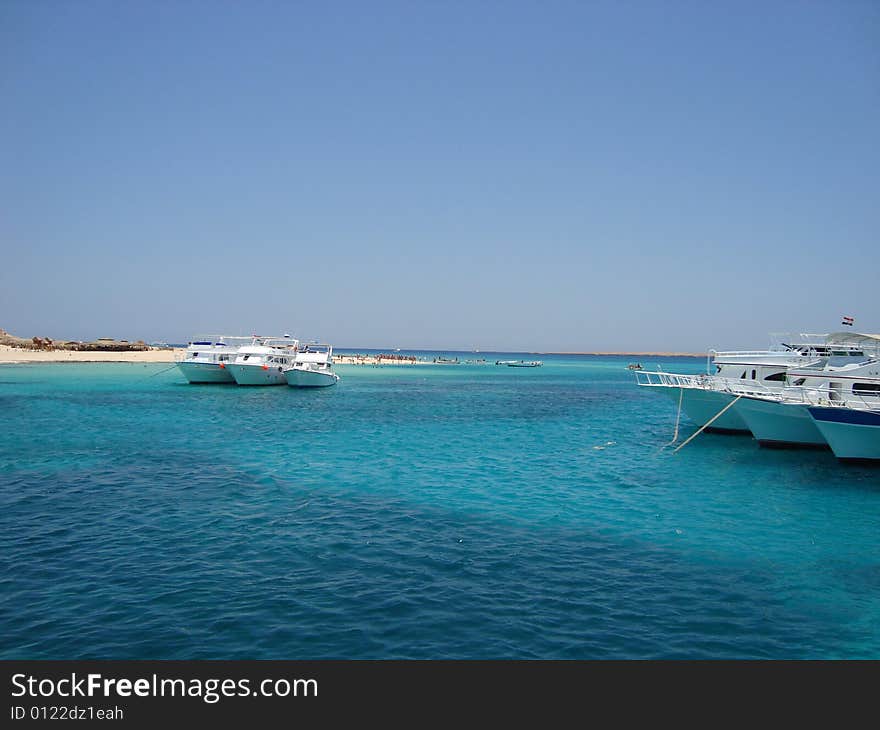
[340, 353, 420, 365]
[377, 353, 418, 363]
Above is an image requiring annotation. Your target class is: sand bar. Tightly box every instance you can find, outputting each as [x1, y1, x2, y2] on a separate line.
[0, 345, 184, 364]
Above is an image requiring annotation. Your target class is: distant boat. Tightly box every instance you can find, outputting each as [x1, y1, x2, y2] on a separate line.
[284, 344, 340, 388]
[435, 356, 459, 364]
[506, 360, 542, 368]
[627, 363, 643, 370]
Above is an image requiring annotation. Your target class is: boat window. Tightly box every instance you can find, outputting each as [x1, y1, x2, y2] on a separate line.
[853, 383, 880, 397]
[763, 372, 786, 382]
[193, 352, 199, 358]
[751, 369, 756, 380]
[740, 371, 747, 379]
[793, 378, 806, 386]
[715, 366, 721, 374]
[243, 355, 250, 361]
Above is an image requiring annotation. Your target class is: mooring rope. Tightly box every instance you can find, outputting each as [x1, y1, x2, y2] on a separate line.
[673, 394, 743, 454]
[146, 363, 179, 379]
[663, 386, 684, 447]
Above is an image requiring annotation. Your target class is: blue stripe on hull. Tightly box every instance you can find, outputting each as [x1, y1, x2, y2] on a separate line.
[808, 407, 880, 427]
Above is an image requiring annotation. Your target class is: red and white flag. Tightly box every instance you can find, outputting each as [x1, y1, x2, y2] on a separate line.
[842, 316, 854, 327]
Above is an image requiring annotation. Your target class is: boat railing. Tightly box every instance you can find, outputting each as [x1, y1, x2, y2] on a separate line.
[189, 335, 261, 347]
[715, 379, 779, 397]
[728, 381, 880, 411]
[294, 345, 333, 365]
[254, 336, 300, 348]
[710, 340, 880, 360]
[634, 371, 713, 389]
[634, 370, 781, 396]
[785, 383, 880, 411]
[709, 349, 802, 358]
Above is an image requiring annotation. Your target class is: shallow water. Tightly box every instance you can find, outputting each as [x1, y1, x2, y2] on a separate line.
[1, 356, 878, 658]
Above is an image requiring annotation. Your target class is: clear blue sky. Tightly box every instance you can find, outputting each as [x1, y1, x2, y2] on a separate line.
[2, 1, 877, 351]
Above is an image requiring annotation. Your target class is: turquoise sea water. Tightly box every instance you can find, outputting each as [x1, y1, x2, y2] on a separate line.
[1, 355, 878, 659]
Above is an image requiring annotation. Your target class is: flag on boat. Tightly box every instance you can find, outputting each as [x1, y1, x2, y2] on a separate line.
[841, 316, 854, 327]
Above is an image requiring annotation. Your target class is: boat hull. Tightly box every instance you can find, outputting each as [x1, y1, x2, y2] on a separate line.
[662, 386, 750, 433]
[176, 361, 235, 384]
[735, 396, 827, 448]
[227, 363, 288, 386]
[808, 407, 880, 461]
[285, 368, 339, 388]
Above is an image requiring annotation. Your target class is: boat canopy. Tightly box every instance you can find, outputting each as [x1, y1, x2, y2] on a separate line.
[824, 332, 880, 347]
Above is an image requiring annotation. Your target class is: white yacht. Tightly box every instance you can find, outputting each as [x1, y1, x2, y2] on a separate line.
[227, 337, 300, 386]
[733, 354, 880, 448]
[634, 332, 874, 433]
[808, 395, 880, 461]
[176, 336, 253, 384]
[284, 344, 340, 388]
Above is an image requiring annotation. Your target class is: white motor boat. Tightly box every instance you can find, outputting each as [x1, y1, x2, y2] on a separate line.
[808, 400, 880, 461]
[734, 392, 827, 448]
[284, 344, 339, 388]
[733, 355, 880, 449]
[227, 336, 300, 386]
[635, 332, 877, 434]
[176, 336, 253, 384]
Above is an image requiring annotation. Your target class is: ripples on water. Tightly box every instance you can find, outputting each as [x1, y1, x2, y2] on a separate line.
[1, 357, 878, 658]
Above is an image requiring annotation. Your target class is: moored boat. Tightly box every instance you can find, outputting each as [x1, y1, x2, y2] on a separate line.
[808, 404, 880, 461]
[638, 373, 752, 433]
[732, 357, 880, 448]
[176, 336, 253, 384]
[635, 332, 878, 434]
[227, 336, 299, 386]
[734, 394, 827, 448]
[284, 344, 340, 388]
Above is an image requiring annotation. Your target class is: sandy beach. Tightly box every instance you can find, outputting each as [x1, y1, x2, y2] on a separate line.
[0, 345, 184, 364]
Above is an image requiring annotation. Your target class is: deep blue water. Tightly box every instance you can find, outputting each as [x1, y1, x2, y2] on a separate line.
[1, 355, 878, 659]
